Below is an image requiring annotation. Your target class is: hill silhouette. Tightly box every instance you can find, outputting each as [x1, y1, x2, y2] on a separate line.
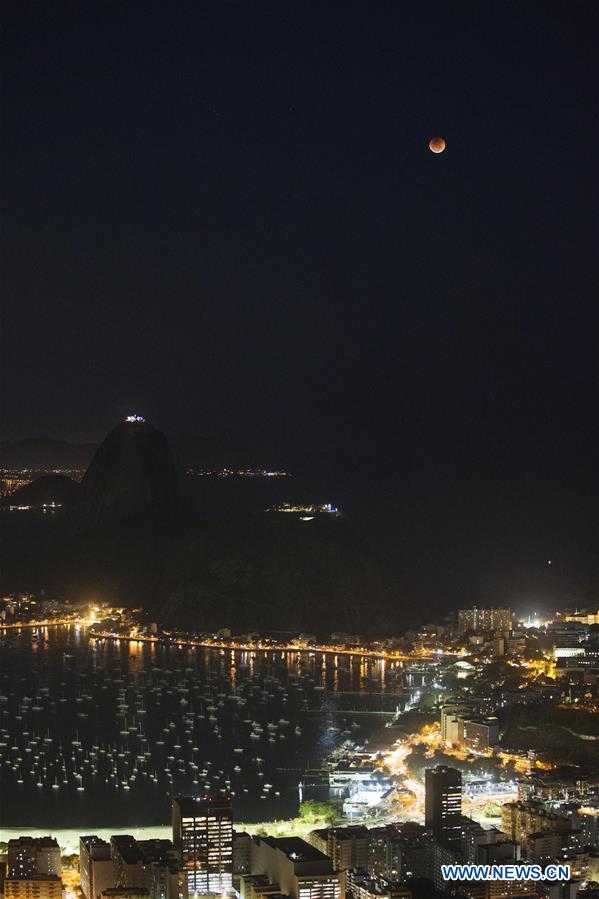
[76, 418, 186, 527]
[1, 419, 395, 636]
[160, 513, 390, 635]
[1, 511, 392, 636]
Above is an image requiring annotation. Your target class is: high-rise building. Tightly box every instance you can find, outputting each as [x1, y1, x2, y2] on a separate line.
[305, 831, 329, 858]
[500, 800, 571, 845]
[233, 833, 253, 878]
[137, 839, 187, 899]
[459, 818, 519, 866]
[80, 836, 114, 899]
[172, 796, 233, 895]
[440, 703, 474, 744]
[306, 827, 369, 871]
[424, 766, 462, 847]
[525, 831, 563, 860]
[457, 607, 512, 635]
[393, 824, 428, 881]
[425, 837, 462, 892]
[367, 827, 402, 880]
[7, 838, 61, 879]
[461, 717, 499, 751]
[249, 836, 340, 899]
[111, 837, 148, 890]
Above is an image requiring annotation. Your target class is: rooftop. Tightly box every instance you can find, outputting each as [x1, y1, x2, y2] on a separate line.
[263, 837, 330, 863]
[174, 795, 233, 816]
[111, 835, 146, 866]
[8, 837, 60, 849]
[80, 836, 110, 849]
[330, 826, 371, 839]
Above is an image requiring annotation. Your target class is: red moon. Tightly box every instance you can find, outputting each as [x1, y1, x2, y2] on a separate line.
[429, 136, 446, 154]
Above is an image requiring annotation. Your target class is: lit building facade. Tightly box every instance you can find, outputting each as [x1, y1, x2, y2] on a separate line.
[424, 766, 462, 848]
[367, 826, 403, 880]
[440, 703, 474, 744]
[80, 836, 114, 899]
[461, 717, 499, 751]
[4, 877, 63, 899]
[457, 607, 512, 635]
[138, 839, 187, 899]
[306, 827, 369, 871]
[7, 839, 61, 879]
[110, 837, 148, 889]
[172, 796, 233, 895]
[233, 833, 253, 877]
[500, 801, 571, 844]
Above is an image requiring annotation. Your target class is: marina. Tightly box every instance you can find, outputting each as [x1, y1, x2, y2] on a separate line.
[0, 625, 405, 828]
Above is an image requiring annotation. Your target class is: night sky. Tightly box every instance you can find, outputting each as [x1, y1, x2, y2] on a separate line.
[2, 2, 597, 615]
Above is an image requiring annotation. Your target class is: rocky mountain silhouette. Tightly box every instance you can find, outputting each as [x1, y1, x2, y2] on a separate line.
[1, 419, 396, 636]
[159, 513, 391, 635]
[76, 418, 186, 527]
[0, 512, 392, 636]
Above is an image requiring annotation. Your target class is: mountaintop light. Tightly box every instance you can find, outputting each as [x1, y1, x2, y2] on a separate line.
[125, 414, 145, 423]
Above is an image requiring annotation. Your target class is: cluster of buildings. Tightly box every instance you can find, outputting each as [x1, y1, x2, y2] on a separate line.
[404, 604, 599, 710]
[417, 766, 599, 897]
[3, 600, 599, 899]
[0, 595, 113, 626]
[301, 768, 598, 895]
[457, 610, 514, 637]
[2, 838, 63, 899]
[3, 770, 598, 899]
[1, 593, 40, 622]
[440, 704, 499, 752]
[0, 469, 84, 500]
[0, 471, 32, 498]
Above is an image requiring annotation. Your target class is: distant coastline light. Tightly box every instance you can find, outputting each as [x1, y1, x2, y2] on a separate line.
[125, 414, 145, 423]
[267, 501, 341, 516]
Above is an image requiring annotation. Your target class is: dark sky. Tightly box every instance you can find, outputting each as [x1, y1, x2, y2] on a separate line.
[2, 1, 597, 614]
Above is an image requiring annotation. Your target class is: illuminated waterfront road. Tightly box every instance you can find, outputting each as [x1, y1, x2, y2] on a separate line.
[86, 629, 436, 663]
[0, 619, 79, 630]
[0, 619, 436, 662]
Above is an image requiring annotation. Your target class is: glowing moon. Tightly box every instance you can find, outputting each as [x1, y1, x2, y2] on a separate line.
[429, 136, 446, 154]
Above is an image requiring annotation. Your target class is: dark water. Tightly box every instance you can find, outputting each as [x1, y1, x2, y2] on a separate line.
[0, 627, 403, 827]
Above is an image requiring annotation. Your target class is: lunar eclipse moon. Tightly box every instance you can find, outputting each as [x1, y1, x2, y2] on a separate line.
[429, 136, 446, 153]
